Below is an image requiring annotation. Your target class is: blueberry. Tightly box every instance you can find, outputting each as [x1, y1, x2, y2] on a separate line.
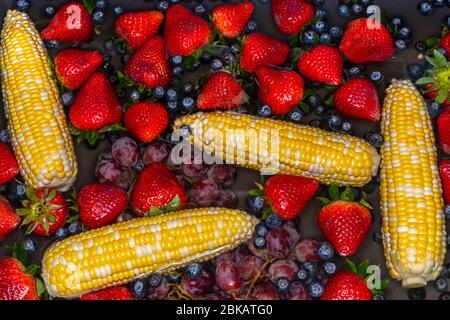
[303, 261, 319, 278]
[148, 274, 163, 288]
[181, 97, 195, 111]
[307, 95, 320, 107]
[0, 129, 11, 144]
[407, 63, 425, 81]
[440, 264, 449, 278]
[113, 5, 124, 16]
[47, 40, 59, 49]
[398, 27, 412, 40]
[340, 121, 352, 134]
[395, 39, 407, 50]
[95, 0, 108, 10]
[165, 88, 178, 102]
[15, 184, 26, 200]
[102, 62, 115, 74]
[428, 101, 443, 118]
[55, 227, 69, 240]
[258, 104, 272, 117]
[417, 1, 434, 15]
[172, 66, 184, 78]
[312, 0, 325, 6]
[109, 74, 118, 85]
[317, 242, 334, 260]
[167, 274, 180, 283]
[265, 213, 282, 229]
[351, 3, 364, 15]
[407, 287, 426, 300]
[210, 58, 223, 71]
[170, 55, 183, 67]
[169, 0, 180, 3]
[185, 263, 202, 278]
[131, 279, 148, 298]
[182, 83, 194, 96]
[372, 230, 383, 244]
[302, 30, 317, 45]
[44, 6, 55, 16]
[179, 125, 191, 138]
[319, 32, 331, 44]
[247, 195, 265, 215]
[129, 89, 141, 102]
[117, 89, 127, 99]
[68, 221, 82, 235]
[445, 15, 450, 28]
[390, 17, 403, 27]
[312, 104, 327, 116]
[447, 234, 450, 247]
[245, 20, 258, 34]
[347, 66, 362, 77]
[296, 267, 309, 282]
[338, 4, 351, 17]
[329, 26, 343, 39]
[444, 205, 450, 220]
[322, 261, 337, 276]
[309, 282, 324, 298]
[166, 101, 179, 111]
[133, 161, 145, 173]
[103, 55, 112, 63]
[15, 0, 30, 12]
[289, 108, 303, 122]
[253, 236, 267, 249]
[24, 237, 37, 254]
[439, 292, 450, 300]
[156, 0, 169, 12]
[372, 293, 385, 300]
[222, 52, 236, 65]
[259, 0, 270, 4]
[107, 132, 119, 144]
[191, 60, 201, 71]
[60, 92, 74, 107]
[432, 0, 445, 6]
[201, 52, 212, 64]
[370, 71, 384, 83]
[365, 132, 384, 148]
[153, 86, 166, 99]
[359, 0, 373, 6]
[254, 222, 268, 237]
[275, 277, 291, 293]
[93, 10, 105, 25]
[230, 44, 240, 55]
[315, 9, 327, 19]
[195, 5, 206, 15]
[327, 114, 342, 130]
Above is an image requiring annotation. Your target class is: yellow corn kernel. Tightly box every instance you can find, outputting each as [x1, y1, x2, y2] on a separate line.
[380, 79, 446, 288]
[42, 208, 258, 298]
[173, 111, 380, 187]
[0, 10, 77, 191]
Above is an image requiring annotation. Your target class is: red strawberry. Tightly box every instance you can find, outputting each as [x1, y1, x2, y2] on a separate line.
[297, 45, 343, 86]
[80, 286, 134, 300]
[419, 50, 450, 107]
[339, 18, 395, 64]
[124, 102, 169, 143]
[164, 4, 211, 57]
[264, 175, 319, 220]
[41, 2, 93, 43]
[425, 83, 450, 107]
[334, 78, 381, 122]
[69, 72, 122, 131]
[271, 0, 315, 35]
[240, 33, 289, 73]
[318, 200, 371, 257]
[115, 11, 164, 49]
[125, 36, 171, 89]
[77, 183, 128, 229]
[0, 142, 19, 185]
[321, 270, 372, 300]
[197, 71, 245, 110]
[437, 108, 450, 155]
[440, 159, 450, 204]
[131, 162, 188, 215]
[212, 2, 254, 38]
[440, 31, 450, 55]
[54, 49, 104, 90]
[0, 195, 20, 241]
[17, 188, 68, 236]
[256, 66, 305, 115]
[0, 257, 39, 300]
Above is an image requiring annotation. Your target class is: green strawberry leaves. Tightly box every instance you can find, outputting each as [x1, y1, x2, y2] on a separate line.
[345, 259, 389, 295]
[147, 195, 181, 217]
[81, 0, 95, 15]
[317, 185, 373, 209]
[70, 122, 127, 146]
[416, 50, 450, 104]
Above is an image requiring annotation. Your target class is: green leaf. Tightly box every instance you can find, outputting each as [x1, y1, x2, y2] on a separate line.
[299, 102, 310, 114]
[16, 208, 31, 217]
[82, 0, 95, 15]
[25, 188, 37, 201]
[42, 221, 50, 235]
[433, 49, 448, 68]
[98, 123, 127, 133]
[66, 214, 79, 224]
[328, 184, 340, 201]
[20, 216, 33, 227]
[340, 187, 355, 202]
[379, 279, 389, 290]
[261, 207, 272, 220]
[425, 37, 440, 48]
[35, 278, 47, 297]
[26, 264, 40, 276]
[316, 196, 331, 205]
[436, 89, 448, 104]
[357, 260, 369, 276]
[345, 258, 358, 273]
[25, 222, 37, 235]
[148, 207, 163, 217]
[324, 85, 338, 93]
[164, 195, 181, 212]
[248, 189, 263, 197]
[359, 198, 373, 210]
[47, 189, 57, 202]
[324, 94, 334, 107]
[94, 25, 101, 36]
[10, 240, 27, 266]
[288, 34, 300, 47]
[47, 214, 57, 223]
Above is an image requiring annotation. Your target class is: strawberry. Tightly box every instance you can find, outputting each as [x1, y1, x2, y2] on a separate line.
[80, 286, 134, 300]
[69, 72, 122, 131]
[440, 160, 450, 204]
[263, 175, 319, 220]
[131, 162, 188, 215]
[124, 102, 169, 143]
[297, 45, 343, 86]
[41, 2, 93, 43]
[240, 33, 290, 73]
[17, 188, 69, 236]
[271, 0, 315, 35]
[321, 270, 372, 300]
[212, 2, 254, 39]
[256, 66, 305, 115]
[318, 189, 372, 257]
[0, 257, 39, 300]
[125, 36, 171, 89]
[164, 4, 211, 57]
[77, 183, 128, 229]
[339, 18, 395, 64]
[440, 31, 450, 55]
[0, 195, 20, 241]
[0, 142, 19, 185]
[197, 71, 245, 110]
[437, 107, 450, 154]
[425, 84, 450, 107]
[115, 11, 164, 50]
[334, 78, 381, 122]
[54, 49, 104, 90]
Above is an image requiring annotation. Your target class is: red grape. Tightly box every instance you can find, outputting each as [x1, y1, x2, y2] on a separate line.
[235, 245, 250, 263]
[295, 239, 320, 263]
[216, 189, 238, 208]
[112, 137, 139, 168]
[213, 251, 236, 267]
[250, 282, 279, 300]
[268, 259, 299, 282]
[181, 269, 214, 296]
[114, 166, 136, 190]
[215, 260, 243, 293]
[201, 293, 228, 300]
[239, 255, 264, 282]
[207, 164, 237, 187]
[267, 228, 291, 258]
[189, 178, 221, 206]
[282, 220, 300, 246]
[286, 282, 311, 300]
[95, 157, 121, 184]
[146, 277, 169, 300]
[180, 151, 209, 179]
[142, 141, 171, 164]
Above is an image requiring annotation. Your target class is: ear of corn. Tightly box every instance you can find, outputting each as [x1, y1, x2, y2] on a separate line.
[380, 79, 446, 288]
[173, 111, 380, 187]
[0, 10, 77, 192]
[42, 208, 258, 298]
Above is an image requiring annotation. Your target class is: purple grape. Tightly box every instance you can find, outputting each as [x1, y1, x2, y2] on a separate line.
[282, 220, 300, 246]
[250, 282, 279, 300]
[286, 282, 311, 300]
[111, 137, 139, 168]
[181, 269, 214, 296]
[206, 164, 237, 187]
[215, 260, 243, 293]
[239, 255, 264, 282]
[189, 178, 221, 206]
[95, 157, 121, 184]
[295, 239, 320, 263]
[267, 228, 291, 258]
[216, 189, 238, 208]
[142, 141, 171, 164]
[146, 277, 169, 300]
[268, 259, 299, 282]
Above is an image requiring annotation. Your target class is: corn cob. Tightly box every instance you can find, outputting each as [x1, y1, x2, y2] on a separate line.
[42, 208, 258, 298]
[0, 10, 77, 192]
[380, 79, 446, 288]
[173, 111, 380, 187]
